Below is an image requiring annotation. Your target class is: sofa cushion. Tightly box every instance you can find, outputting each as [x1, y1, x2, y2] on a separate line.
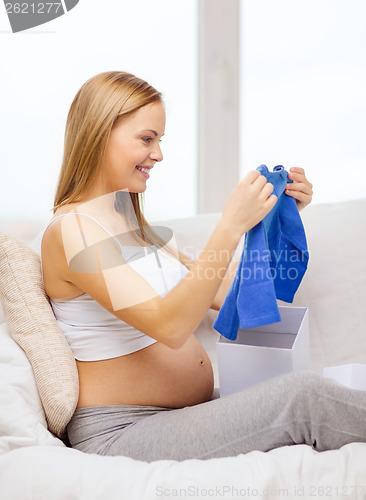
[0, 233, 79, 438]
[280, 198, 366, 371]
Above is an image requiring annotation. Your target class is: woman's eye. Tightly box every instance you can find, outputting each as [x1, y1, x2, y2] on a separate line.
[142, 137, 163, 144]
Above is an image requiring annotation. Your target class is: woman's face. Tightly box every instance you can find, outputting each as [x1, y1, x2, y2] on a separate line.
[97, 101, 166, 195]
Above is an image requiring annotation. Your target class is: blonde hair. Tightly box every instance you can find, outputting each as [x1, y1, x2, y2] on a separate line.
[53, 71, 185, 263]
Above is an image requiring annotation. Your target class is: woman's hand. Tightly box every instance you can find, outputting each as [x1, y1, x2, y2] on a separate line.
[221, 170, 278, 238]
[285, 167, 313, 211]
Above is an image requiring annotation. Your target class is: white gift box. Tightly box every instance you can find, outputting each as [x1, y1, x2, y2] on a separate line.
[217, 306, 309, 396]
[323, 364, 366, 391]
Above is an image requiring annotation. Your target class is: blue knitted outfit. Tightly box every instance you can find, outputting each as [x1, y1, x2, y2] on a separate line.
[213, 165, 309, 340]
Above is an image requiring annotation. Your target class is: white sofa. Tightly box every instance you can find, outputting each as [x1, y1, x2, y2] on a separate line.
[1, 199, 366, 499]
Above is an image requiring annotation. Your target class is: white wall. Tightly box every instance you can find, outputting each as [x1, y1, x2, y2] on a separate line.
[240, 0, 366, 204]
[0, 0, 198, 226]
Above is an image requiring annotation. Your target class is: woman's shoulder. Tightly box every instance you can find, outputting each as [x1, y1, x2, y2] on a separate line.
[41, 205, 87, 298]
[44, 203, 103, 238]
[42, 205, 122, 271]
[42, 205, 76, 245]
[42, 204, 87, 262]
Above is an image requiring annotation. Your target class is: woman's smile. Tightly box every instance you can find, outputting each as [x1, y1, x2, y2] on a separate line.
[135, 165, 153, 179]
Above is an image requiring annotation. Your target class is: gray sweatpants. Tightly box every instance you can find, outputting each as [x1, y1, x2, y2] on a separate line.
[66, 371, 366, 462]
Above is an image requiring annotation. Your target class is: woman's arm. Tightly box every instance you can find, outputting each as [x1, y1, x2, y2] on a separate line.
[46, 171, 277, 350]
[209, 249, 241, 311]
[179, 246, 241, 312]
[178, 234, 243, 312]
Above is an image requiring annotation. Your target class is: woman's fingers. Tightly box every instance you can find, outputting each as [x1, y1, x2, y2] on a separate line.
[243, 170, 261, 184]
[260, 181, 275, 199]
[243, 171, 276, 205]
[243, 167, 313, 214]
[286, 181, 313, 195]
[287, 168, 313, 189]
[286, 168, 313, 210]
[266, 193, 278, 209]
[288, 166, 305, 175]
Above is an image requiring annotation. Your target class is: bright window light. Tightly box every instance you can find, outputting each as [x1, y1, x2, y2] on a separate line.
[240, 0, 366, 204]
[0, 0, 198, 225]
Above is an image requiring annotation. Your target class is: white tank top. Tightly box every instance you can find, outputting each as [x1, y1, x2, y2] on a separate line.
[41, 212, 189, 361]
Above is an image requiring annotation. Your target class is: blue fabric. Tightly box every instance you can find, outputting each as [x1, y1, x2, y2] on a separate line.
[213, 165, 309, 340]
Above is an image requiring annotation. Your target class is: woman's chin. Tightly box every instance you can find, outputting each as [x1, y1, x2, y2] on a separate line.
[115, 181, 147, 194]
[136, 181, 148, 193]
[128, 184, 147, 194]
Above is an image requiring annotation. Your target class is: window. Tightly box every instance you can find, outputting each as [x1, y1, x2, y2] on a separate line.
[0, 0, 198, 225]
[240, 0, 366, 203]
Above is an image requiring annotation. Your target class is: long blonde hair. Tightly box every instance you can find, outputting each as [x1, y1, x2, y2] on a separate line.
[53, 71, 185, 262]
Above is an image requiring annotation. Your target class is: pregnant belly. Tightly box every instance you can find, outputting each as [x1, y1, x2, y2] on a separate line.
[76, 334, 214, 408]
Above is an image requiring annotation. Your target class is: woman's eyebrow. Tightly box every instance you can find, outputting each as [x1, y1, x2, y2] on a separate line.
[141, 129, 165, 137]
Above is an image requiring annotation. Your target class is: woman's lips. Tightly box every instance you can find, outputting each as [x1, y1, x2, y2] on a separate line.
[135, 166, 150, 179]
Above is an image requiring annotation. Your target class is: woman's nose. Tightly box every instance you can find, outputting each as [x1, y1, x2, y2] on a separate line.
[150, 144, 163, 162]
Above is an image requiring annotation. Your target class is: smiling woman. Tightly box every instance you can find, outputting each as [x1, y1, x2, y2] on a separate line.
[39, 70, 366, 464]
[42, 69, 217, 414]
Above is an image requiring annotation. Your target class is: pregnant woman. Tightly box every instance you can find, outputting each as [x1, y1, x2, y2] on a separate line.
[41, 70, 366, 461]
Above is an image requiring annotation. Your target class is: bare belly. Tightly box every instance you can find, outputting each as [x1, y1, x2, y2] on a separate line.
[76, 334, 214, 409]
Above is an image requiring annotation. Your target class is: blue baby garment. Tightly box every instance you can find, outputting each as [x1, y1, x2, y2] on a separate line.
[213, 165, 309, 340]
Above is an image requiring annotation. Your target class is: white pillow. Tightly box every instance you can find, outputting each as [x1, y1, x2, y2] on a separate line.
[0, 322, 64, 455]
[0, 233, 79, 439]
